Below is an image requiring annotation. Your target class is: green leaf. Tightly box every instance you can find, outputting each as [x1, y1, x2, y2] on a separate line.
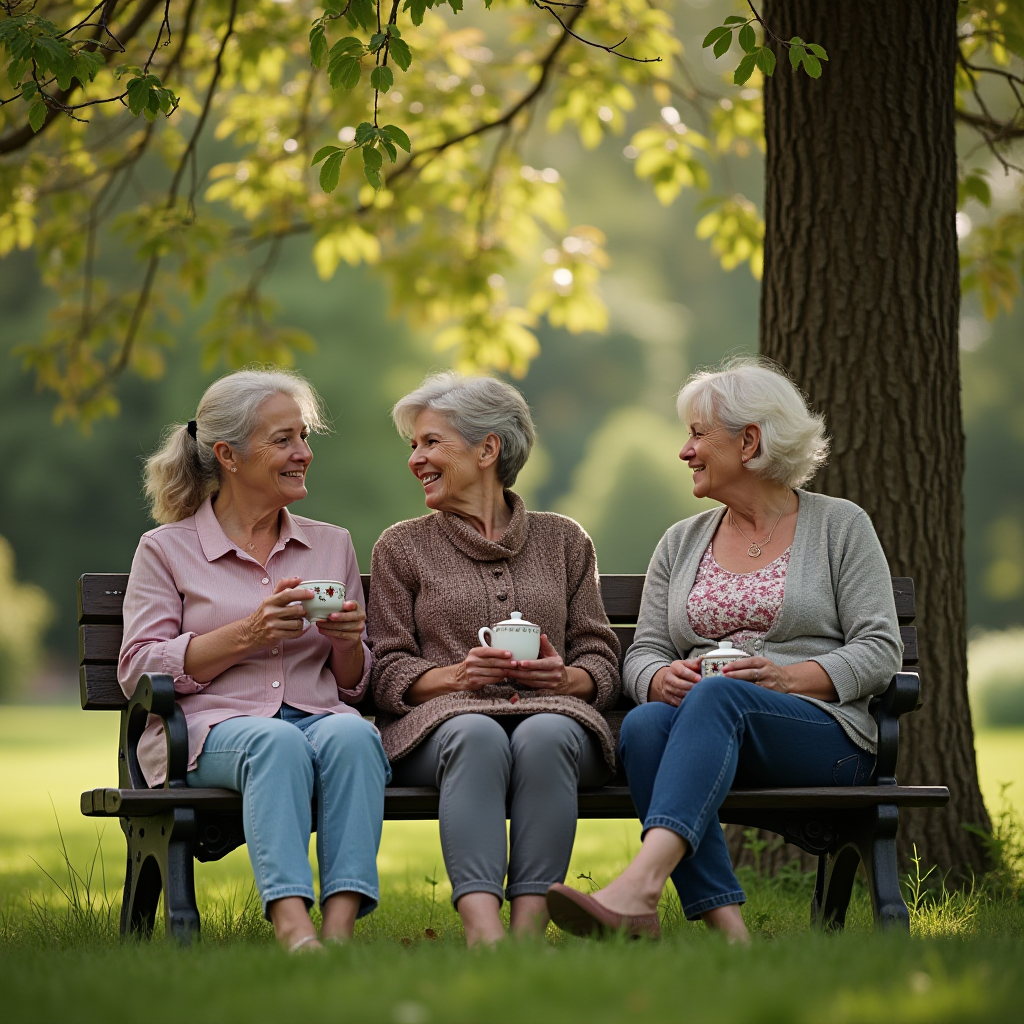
[320, 149, 345, 193]
[806, 43, 828, 60]
[328, 54, 361, 90]
[723, 15, 747, 25]
[382, 124, 411, 151]
[755, 45, 776, 76]
[733, 52, 757, 86]
[8, 58, 27, 88]
[20, 79, 37, 100]
[389, 36, 412, 71]
[309, 24, 327, 68]
[328, 36, 364, 59]
[54, 57, 73, 91]
[363, 144, 383, 189]
[702, 25, 730, 48]
[738, 23, 756, 53]
[370, 65, 394, 92]
[369, 32, 387, 52]
[349, 0, 376, 30]
[354, 121, 376, 145]
[28, 99, 46, 132]
[712, 30, 732, 59]
[788, 42, 806, 69]
[381, 139, 397, 162]
[403, 0, 429, 25]
[801, 52, 822, 78]
[126, 77, 149, 115]
[114, 64, 143, 80]
[311, 144, 341, 165]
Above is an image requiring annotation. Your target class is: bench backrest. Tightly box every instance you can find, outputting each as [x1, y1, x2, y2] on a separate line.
[77, 574, 918, 712]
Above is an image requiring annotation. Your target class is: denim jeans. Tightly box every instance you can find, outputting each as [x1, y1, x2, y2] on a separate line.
[187, 705, 391, 918]
[618, 678, 875, 920]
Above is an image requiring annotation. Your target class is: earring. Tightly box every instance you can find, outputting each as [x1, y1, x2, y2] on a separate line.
[230, 467, 237, 473]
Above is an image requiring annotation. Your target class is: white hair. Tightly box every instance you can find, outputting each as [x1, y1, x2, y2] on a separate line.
[144, 367, 328, 523]
[676, 357, 829, 488]
[392, 372, 536, 487]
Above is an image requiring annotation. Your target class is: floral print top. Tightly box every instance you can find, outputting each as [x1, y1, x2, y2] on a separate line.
[686, 542, 791, 653]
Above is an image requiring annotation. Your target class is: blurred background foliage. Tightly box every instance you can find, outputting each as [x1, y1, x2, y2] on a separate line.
[0, 0, 1022, 699]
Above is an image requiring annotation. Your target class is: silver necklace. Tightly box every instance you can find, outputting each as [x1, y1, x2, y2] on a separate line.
[729, 493, 790, 557]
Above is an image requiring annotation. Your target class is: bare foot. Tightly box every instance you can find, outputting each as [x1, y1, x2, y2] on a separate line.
[702, 904, 750, 945]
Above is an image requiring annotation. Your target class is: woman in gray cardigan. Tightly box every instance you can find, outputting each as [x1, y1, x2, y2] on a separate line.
[546, 358, 903, 944]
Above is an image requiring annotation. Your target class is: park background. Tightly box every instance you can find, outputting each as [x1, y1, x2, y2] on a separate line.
[1, 0, 1024, 1019]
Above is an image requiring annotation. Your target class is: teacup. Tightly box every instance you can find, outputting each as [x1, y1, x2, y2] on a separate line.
[478, 611, 541, 663]
[298, 580, 347, 621]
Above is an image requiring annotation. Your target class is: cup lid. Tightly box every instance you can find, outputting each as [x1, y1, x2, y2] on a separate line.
[495, 611, 538, 627]
[699, 639, 746, 660]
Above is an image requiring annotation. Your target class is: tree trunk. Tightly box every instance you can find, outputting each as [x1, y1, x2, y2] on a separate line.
[745, 0, 990, 877]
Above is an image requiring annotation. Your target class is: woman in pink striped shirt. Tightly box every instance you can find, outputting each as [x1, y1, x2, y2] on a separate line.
[118, 368, 390, 952]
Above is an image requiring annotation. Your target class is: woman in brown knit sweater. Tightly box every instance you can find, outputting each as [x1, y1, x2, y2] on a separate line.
[368, 372, 620, 946]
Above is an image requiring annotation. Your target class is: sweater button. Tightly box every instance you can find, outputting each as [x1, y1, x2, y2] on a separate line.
[493, 568, 503, 578]
[497, 592, 508, 601]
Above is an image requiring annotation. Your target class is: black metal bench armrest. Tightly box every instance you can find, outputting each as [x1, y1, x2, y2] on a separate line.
[870, 671, 920, 786]
[119, 673, 189, 790]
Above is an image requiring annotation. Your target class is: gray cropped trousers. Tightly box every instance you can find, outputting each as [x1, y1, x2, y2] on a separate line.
[391, 712, 610, 906]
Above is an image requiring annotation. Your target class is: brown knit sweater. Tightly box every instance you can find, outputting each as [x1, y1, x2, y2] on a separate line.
[367, 492, 621, 768]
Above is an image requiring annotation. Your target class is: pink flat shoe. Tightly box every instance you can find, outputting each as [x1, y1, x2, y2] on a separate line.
[546, 884, 661, 940]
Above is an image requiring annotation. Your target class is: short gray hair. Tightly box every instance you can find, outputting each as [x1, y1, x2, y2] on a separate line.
[392, 372, 536, 487]
[677, 357, 829, 488]
[144, 367, 328, 523]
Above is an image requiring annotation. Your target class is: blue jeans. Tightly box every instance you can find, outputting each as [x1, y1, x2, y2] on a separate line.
[188, 706, 391, 918]
[618, 678, 875, 920]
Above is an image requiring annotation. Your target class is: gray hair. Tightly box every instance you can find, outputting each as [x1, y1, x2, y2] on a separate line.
[144, 367, 328, 524]
[392, 372, 536, 487]
[676, 356, 829, 488]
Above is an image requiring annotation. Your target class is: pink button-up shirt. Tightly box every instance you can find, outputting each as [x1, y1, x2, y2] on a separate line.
[118, 497, 371, 785]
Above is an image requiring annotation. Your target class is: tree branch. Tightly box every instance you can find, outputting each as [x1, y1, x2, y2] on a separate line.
[0, 0, 164, 154]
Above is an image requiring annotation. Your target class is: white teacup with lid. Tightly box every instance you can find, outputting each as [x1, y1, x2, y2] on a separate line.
[478, 611, 542, 663]
[698, 639, 748, 678]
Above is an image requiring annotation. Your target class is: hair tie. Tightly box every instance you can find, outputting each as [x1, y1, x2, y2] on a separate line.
[187, 420, 198, 439]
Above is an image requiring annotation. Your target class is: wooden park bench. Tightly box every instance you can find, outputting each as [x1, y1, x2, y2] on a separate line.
[78, 572, 948, 942]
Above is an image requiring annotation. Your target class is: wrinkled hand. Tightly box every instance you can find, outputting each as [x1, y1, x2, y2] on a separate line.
[648, 658, 702, 706]
[505, 634, 575, 694]
[452, 646, 517, 692]
[316, 601, 366, 646]
[722, 656, 789, 692]
[242, 576, 311, 649]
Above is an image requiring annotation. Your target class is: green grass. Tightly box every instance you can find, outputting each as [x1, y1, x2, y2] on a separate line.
[1, 708, 1023, 1023]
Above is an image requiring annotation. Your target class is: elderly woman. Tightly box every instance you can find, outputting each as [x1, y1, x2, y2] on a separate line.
[367, 372, 620, 946]
[118, 368, 389, 952]
[545, 358, 903, 943]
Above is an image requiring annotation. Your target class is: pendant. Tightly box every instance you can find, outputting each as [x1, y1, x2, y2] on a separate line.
[747, 543, 761, 557]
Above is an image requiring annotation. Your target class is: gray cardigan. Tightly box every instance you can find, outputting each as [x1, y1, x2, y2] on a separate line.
[622, 490, 903, 752]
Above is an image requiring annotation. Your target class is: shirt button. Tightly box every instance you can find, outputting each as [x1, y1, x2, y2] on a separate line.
[272, 680, 281, 689]
[754, 640, 762, 650]
[262, 577, 270, 585]
[271, 648, 279, 656]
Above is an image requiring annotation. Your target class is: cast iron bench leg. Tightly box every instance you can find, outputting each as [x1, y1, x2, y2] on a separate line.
[858, 804, 910, 932]
[811, 843, 862, 931]
[120, 809, 201, 944]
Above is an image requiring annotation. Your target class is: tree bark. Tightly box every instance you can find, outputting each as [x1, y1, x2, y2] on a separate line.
[745, 0, 990, 877]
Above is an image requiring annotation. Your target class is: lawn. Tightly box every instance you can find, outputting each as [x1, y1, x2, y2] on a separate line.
[1, 707, 1022, 1023]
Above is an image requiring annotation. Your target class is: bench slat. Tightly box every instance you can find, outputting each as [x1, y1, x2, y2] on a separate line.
[80, 665, 128, 710]
[81, 784, 949, 820]
[79, 573, 917, 626]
